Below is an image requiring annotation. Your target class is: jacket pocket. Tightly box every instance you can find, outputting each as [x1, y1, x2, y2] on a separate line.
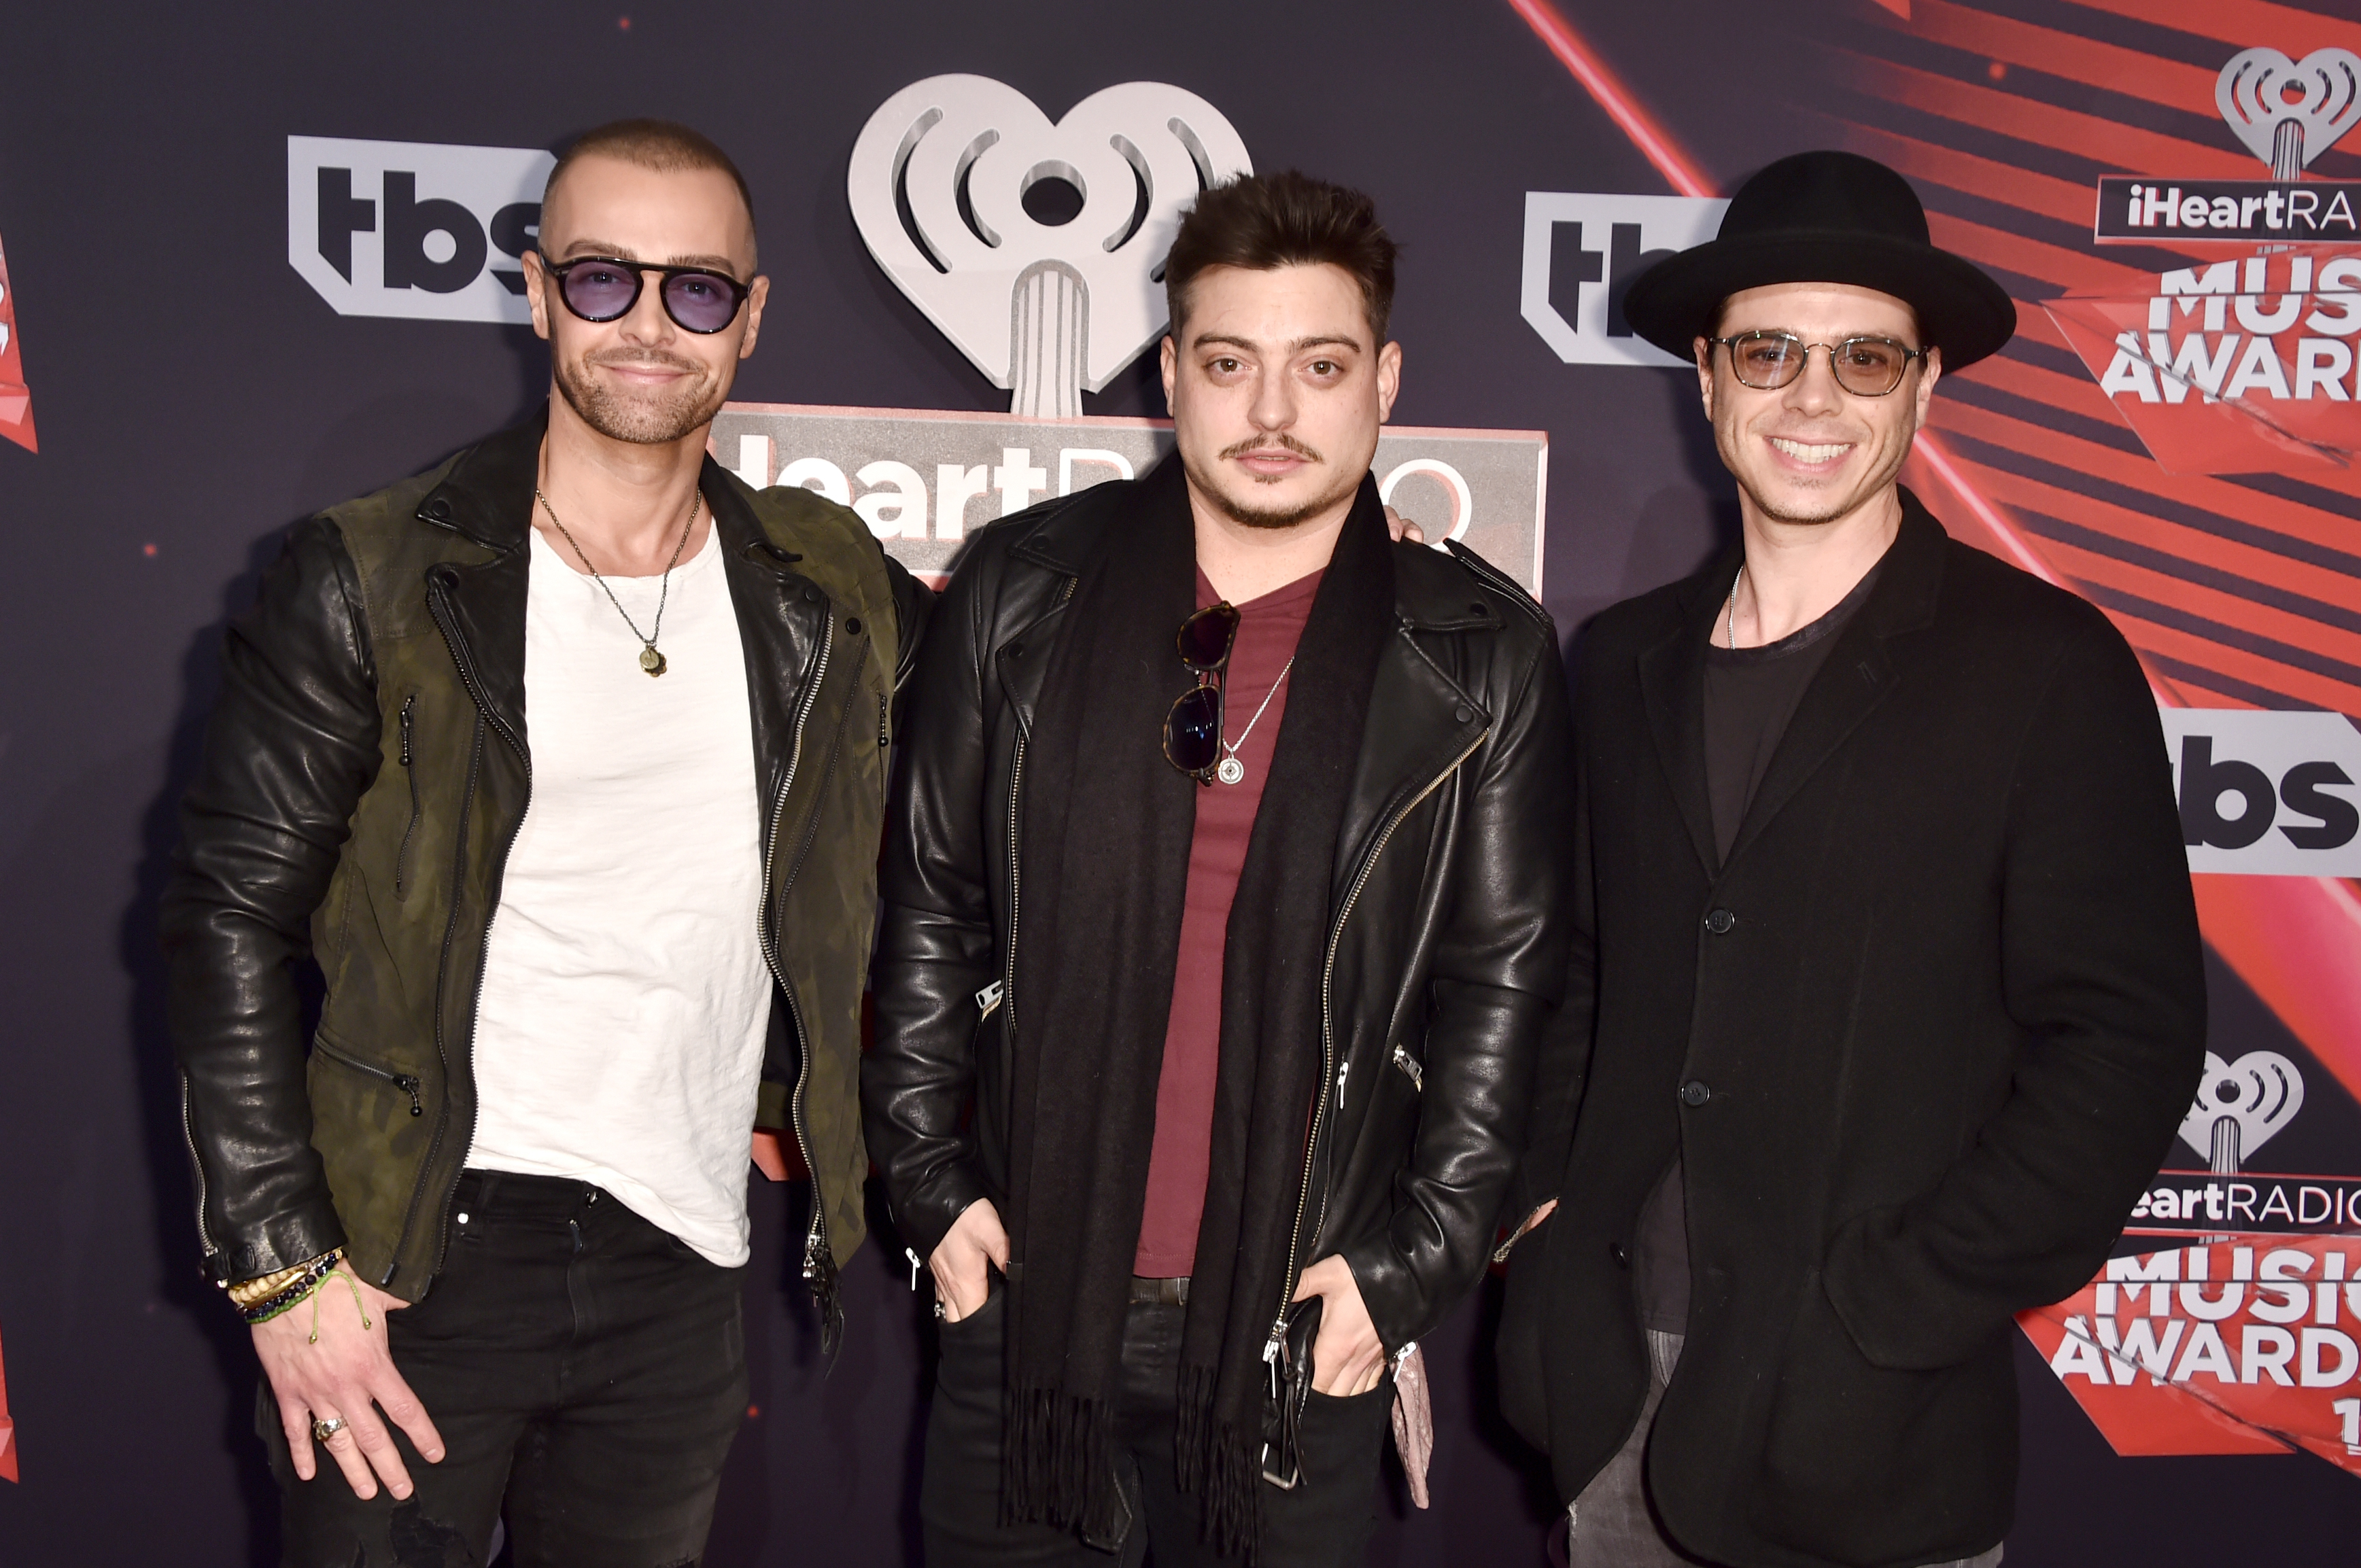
[311, 1035, 424, 1119]
[393, 693, 421, 901]
[1755, 1271, 2007, 1556]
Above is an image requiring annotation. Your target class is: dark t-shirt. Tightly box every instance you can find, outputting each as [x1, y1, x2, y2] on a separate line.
[1634, 558, 1884, 1333]
[1133, 566, 1322, 1276]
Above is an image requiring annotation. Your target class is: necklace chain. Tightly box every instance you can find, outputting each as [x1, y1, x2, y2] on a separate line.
[1215, 653, 1296, 784]
[534, 484, 700, 676]
[1725, 563, 1746, 650]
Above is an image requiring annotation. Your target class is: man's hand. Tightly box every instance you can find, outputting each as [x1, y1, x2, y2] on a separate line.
[929, 1198, 1010, 1323]
[1293, 1255, 1387, 1396]
[1383, 506, 1426, 545]
[252, 1273, 443, 1500]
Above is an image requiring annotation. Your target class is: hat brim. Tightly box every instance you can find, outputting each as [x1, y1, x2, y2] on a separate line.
[1621, 230, 2016, 372]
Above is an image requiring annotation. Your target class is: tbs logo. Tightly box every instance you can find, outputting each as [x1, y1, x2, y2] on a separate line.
[286, 136, 554, 324]
[1519, 193, 1726, 368]
[2163, 708, 2361, 875]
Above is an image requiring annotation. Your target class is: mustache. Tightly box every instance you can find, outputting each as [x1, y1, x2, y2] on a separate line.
[1219, 432, 1322, 464]
[583, 348, 708, 377]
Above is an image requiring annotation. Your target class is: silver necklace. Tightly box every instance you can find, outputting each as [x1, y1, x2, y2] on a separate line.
[1724, 563, 1746, 650]
[1216, 654, 1296, 786]
[534, 485, 700, 677]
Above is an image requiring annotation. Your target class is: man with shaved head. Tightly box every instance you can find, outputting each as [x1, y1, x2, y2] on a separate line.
[164, 119, 926, 1565]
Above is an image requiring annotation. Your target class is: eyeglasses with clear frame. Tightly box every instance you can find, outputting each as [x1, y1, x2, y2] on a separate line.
[1708, 331, 1927, 397]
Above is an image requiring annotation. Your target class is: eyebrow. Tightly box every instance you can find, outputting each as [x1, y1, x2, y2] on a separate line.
[557, 239, 743, 275]
[1190, 332, 1365, 354]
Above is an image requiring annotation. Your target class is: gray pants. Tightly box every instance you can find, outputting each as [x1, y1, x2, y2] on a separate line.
[1567, 1331, 2003, 1568]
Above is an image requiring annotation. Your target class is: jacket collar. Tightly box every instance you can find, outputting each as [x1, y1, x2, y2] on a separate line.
[417, 408, 545, 549]
[1638, 487, 1946, 877]
[1011, 460, 1506, 634]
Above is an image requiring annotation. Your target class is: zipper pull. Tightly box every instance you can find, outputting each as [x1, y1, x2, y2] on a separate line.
[1264, 1317, 1288, 1363]
[394, 1073, 423, 1117]
[908, 1247, 927, 1291]
[1336, 1060, 1350, 1106]
[1392, 1043, 1424, 1092]
[976, 980, 1005, 1019]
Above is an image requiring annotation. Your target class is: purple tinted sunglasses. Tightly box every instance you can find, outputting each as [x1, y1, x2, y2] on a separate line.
[542, 255, 750, 333]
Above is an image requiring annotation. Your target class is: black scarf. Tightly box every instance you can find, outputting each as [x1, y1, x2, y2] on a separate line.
[1002, 456, 1394, 1557]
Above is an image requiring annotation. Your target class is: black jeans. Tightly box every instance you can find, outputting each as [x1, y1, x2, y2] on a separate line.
[922, 1277, 1394, 1567]
[265, 1170, 749, 1568]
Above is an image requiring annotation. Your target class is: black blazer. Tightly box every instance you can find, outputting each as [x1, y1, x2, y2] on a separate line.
[1498, 493, 2205, 1568]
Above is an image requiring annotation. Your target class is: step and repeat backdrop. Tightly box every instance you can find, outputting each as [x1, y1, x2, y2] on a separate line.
[2, 1, 2359, 1562]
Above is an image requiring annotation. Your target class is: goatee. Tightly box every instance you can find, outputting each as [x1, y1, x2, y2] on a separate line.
[554, 350, 724, 445]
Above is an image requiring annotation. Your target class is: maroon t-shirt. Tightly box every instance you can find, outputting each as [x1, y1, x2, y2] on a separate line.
[1133, 566, 1324, 1276]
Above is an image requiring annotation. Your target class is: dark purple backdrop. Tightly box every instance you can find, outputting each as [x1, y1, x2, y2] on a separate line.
[0, 2, 2354, 1563]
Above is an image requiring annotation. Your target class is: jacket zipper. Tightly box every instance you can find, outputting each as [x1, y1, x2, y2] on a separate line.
[1265, 724, 1491, 1361]
[404, 576, 532, 1289]
[756, 613, 833, 1285]
[181, 1076, 216, 1260]
[394, 695, 421, 899]
[312, 1036, 425, 1117]
[995, 581, 1072, 1091]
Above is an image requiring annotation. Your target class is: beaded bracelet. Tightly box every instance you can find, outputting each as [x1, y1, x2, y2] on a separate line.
[233, 1251, 345, 1325]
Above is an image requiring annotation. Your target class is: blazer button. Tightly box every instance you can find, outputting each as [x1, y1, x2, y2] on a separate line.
[1681, 1080, 1712, 1107]
[1610, 1241, 1630, 1268]
[1453, 704, 1473, 724]
[1704, 908, 1736, 934]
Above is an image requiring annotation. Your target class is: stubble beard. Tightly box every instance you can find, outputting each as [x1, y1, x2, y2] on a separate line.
[554, 348, 726, 446]
[1182, 432, 1360, 532]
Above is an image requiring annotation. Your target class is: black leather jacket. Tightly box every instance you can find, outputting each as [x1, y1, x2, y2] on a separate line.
[863, 475, 1576, 1351]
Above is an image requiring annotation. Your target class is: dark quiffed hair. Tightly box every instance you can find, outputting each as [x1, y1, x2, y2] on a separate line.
[1165, 171, 1397, 344]
[547, 118, 755, 230]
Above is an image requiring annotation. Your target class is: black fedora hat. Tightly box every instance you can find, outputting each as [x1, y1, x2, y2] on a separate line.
[1621, 150, 2016, 371]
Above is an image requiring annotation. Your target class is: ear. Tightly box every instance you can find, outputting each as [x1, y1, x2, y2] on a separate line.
[1694, 336, 1715, 421]
[1159, 334, 1178, 415]
[1375, 340, 1402, 424]
[523, 251, 554, 342]
[1912, 344, 1942, 432]
[738, 273, 771, 362]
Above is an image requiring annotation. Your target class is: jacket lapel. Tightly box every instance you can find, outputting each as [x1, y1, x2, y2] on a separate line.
[1719, 497, 1947, 869]
[708, 457, 831, 816]
[1330, 549, 1504, 898]
[1637, 562, 1729, 879]
[417, 416, 542, 754]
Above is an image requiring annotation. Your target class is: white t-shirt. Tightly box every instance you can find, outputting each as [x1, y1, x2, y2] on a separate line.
[467, 523, 773, 1267]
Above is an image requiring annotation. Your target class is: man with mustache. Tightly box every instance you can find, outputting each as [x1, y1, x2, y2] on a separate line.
[162, 120, 925, 1565]
[1496, 151, 2205, 1567]
[865, 171, 1574, 1565]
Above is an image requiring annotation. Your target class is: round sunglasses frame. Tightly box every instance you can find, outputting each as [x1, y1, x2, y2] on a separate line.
[540, 254, 752, 334]
[1708, 331, 1927, 397]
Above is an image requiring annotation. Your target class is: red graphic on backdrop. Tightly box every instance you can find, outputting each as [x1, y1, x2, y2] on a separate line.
[2021, 1239, 2361, 1473]
[0, 1314, 17, 1482]
[2049, 250, 2361, 474]
[0, 230, 35, 454]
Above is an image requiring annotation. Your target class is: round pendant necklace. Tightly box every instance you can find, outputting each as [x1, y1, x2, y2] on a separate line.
[534, 485, 700, 676]
[1216, 654, 1296, 786]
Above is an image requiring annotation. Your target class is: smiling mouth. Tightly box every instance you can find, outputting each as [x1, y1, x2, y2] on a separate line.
[1769, 436, 1852, 465]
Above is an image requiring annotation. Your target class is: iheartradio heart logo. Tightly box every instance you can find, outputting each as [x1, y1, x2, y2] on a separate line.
[2216, 47, 2361, 178]
[2177, 1049, 2305, 1168]
[848, 75, 1251, 419]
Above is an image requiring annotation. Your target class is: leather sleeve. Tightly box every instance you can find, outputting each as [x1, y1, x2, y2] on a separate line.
[886, 551, 935, 705]
[1823, 611, 2207, 1369]
[865, 542, 1000, 1261]
[160, 518, 379, 1283]
[1344, 622, 1579, 1349]
[1504, 637, 1597, 1229]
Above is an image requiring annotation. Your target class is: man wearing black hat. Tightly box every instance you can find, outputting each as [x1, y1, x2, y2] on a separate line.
[1496, 151, 2205, 1567]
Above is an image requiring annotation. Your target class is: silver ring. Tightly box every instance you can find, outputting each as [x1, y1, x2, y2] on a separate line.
[311, 1416, 347, 1443]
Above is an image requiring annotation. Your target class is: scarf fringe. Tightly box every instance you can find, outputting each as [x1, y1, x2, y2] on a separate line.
[1002, 1380, 1127, 1544]
[1174, 1361, 1263, 1561]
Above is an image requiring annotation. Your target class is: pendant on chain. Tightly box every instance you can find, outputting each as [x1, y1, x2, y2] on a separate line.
[640, 646, 668, 677]
[1216, 756, 1245, 786]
